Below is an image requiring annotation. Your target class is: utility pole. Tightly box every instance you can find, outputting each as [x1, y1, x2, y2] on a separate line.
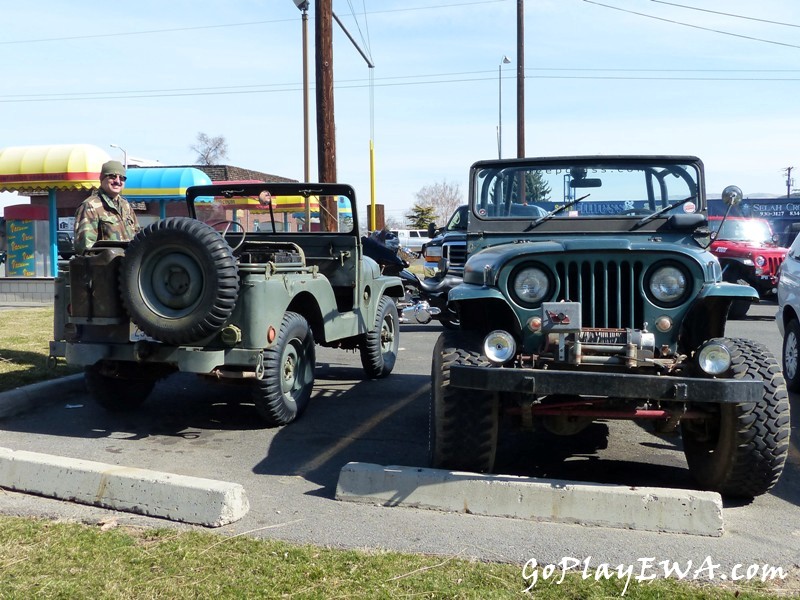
[516, 0, 525, 158]
[315, 0, 337, 231]
[786, 166, 794, 198]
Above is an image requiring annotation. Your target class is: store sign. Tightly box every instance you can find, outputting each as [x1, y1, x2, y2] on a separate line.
[6, 219, 36, 276]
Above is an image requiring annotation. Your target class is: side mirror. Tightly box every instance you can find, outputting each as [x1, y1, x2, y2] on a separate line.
[427, 223, 437, 238]
[722, 185, 743, 207]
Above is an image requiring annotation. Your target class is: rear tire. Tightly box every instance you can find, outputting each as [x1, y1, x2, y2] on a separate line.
[728, 298, 751, 320]
[681, 337, 790, 498]
[253, 312, 315, 426]
[85, 361, 155, 412]
[429, 331, 499, 473]
[439, 304, 460, 330]
[359, 295, 399, 378]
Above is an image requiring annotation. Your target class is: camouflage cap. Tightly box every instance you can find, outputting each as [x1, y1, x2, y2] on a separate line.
[100, 160, 126, 178]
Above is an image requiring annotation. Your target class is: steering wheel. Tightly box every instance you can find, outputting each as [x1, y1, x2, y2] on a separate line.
[209, 220, 247, 252]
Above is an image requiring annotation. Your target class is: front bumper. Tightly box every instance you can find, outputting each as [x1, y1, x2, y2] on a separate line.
[449, 365, 763, 404]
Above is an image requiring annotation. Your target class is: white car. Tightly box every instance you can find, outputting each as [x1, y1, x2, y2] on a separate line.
[777, 232, 800, 391]
[392, 229, 431, 252]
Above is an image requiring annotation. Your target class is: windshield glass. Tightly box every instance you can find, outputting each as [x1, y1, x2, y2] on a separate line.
[472, 159, 701, 221]
[182, 185, 355, 234]
[711, 219, 773, 244]
[446, 206, 468, 231]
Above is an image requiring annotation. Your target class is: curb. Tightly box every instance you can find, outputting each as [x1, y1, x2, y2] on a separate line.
[0, 446, 250, 527]
[0, 373, 86, 419]
[336, 462, 724, 537]
[0, 374, 249, 527]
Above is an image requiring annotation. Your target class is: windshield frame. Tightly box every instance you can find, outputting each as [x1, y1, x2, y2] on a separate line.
[184, 182, 360, 237]
[468, 155, 705, 235]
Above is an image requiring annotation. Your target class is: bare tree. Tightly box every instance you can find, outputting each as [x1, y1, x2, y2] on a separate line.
[191, 132, 229, 165]
[413, 180, 464, 224]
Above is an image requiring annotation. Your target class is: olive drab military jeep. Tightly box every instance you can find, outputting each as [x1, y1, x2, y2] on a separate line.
[429, 156, 790, 498]
[50, 183, 403, 426]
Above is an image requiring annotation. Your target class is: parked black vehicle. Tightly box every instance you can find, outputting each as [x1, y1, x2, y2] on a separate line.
[57, 231, 75, 260]
[394, 205, 470, 328]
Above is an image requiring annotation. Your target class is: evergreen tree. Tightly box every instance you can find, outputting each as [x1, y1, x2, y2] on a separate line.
[405, 204, 438, 228]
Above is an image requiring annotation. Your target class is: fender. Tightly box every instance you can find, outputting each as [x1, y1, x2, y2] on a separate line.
[697, 281, 759, 301]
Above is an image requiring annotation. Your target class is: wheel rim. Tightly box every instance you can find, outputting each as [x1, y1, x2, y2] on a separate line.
[141, 247, 205, 317]
[281, 339, 304, 401]
[380, 313, 395, 355]
[786, 330, 799, 381]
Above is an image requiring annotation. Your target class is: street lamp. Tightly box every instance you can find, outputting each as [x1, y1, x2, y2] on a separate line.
[109, 144, 127, 168]
[293, 0, 311, 183]
[497, 55, 510, 159]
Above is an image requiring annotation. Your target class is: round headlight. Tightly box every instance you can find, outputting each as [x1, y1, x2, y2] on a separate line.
[755, 255, 766, 268]
[511, 265, 551, 306]
[648, 264, 690, 306]
[697, 342, 731, 376]
[484, 330, 517, 365]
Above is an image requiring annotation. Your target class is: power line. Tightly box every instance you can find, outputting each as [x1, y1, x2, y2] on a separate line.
[649, 1, 800, 28]
[0, 0, 507, 46]
[583, 0, 800, 50]
[3, 68, 800, 104]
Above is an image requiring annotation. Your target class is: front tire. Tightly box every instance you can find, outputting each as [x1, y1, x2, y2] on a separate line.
[429, 331, 499, 473]
[359, 295, 399, 378]
[681, 337, 790, 498]
[253, 312, 315, 426]
[782, 319, 800, 392]
[85, 361, 156, 412]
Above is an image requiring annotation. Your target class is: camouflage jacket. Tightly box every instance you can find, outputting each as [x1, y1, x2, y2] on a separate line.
[73, 190, 140, 254]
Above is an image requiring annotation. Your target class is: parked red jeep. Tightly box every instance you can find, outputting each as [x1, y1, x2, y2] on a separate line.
[708, 216, 788, 317]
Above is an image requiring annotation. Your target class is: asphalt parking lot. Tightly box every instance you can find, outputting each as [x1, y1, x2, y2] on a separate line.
[0, 301, 798, 573]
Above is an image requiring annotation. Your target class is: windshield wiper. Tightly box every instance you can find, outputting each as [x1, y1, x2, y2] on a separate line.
[524, 193, 591, 231]
[633, 195, 697, 229]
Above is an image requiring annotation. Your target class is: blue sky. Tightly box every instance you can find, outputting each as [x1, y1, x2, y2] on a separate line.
[1, 0, 798, 222]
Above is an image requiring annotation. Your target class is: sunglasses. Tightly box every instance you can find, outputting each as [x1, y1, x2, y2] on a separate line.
[105, 174, 127, 182]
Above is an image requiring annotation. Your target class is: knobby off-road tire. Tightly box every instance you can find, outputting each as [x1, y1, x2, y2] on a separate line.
[429, 331, 499, 473]
[681, 337, 790, 498]
[253, 312, 316, 426]
[85, 361, 156, 412]
[782, 319, 800, 392]
[439, 304, 460, 330]
[119, 217, 240, 345]
[726, 276, 752, 320]
[359, 295, 399, 379]
[728, 298, 751, 320]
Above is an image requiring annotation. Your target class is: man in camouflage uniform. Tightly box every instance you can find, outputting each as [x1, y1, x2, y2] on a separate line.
[73, 160, 139, 254]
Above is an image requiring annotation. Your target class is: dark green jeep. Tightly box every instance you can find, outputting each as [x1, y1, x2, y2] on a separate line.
[429, 155, 790, 498]
[50, 183, 403, 426]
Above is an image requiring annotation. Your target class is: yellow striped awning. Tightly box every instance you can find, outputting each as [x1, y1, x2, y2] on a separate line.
[0, 144, 110, 192]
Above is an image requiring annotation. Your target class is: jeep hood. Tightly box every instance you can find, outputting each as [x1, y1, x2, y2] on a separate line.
[462, 237, 713, 285]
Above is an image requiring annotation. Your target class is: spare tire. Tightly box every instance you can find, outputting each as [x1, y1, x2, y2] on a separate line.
[119, 217, 240, 345]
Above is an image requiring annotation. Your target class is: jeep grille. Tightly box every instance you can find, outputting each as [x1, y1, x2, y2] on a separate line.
[554, 259, 645, 329]
[767, 255, 784, 275]
[444, 241, 467, 276]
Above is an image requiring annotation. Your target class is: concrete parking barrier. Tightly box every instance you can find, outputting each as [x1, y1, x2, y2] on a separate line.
[0, 446, 249, 527]
[336, 462, 723, 537]
[0, 373, 85, 419]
